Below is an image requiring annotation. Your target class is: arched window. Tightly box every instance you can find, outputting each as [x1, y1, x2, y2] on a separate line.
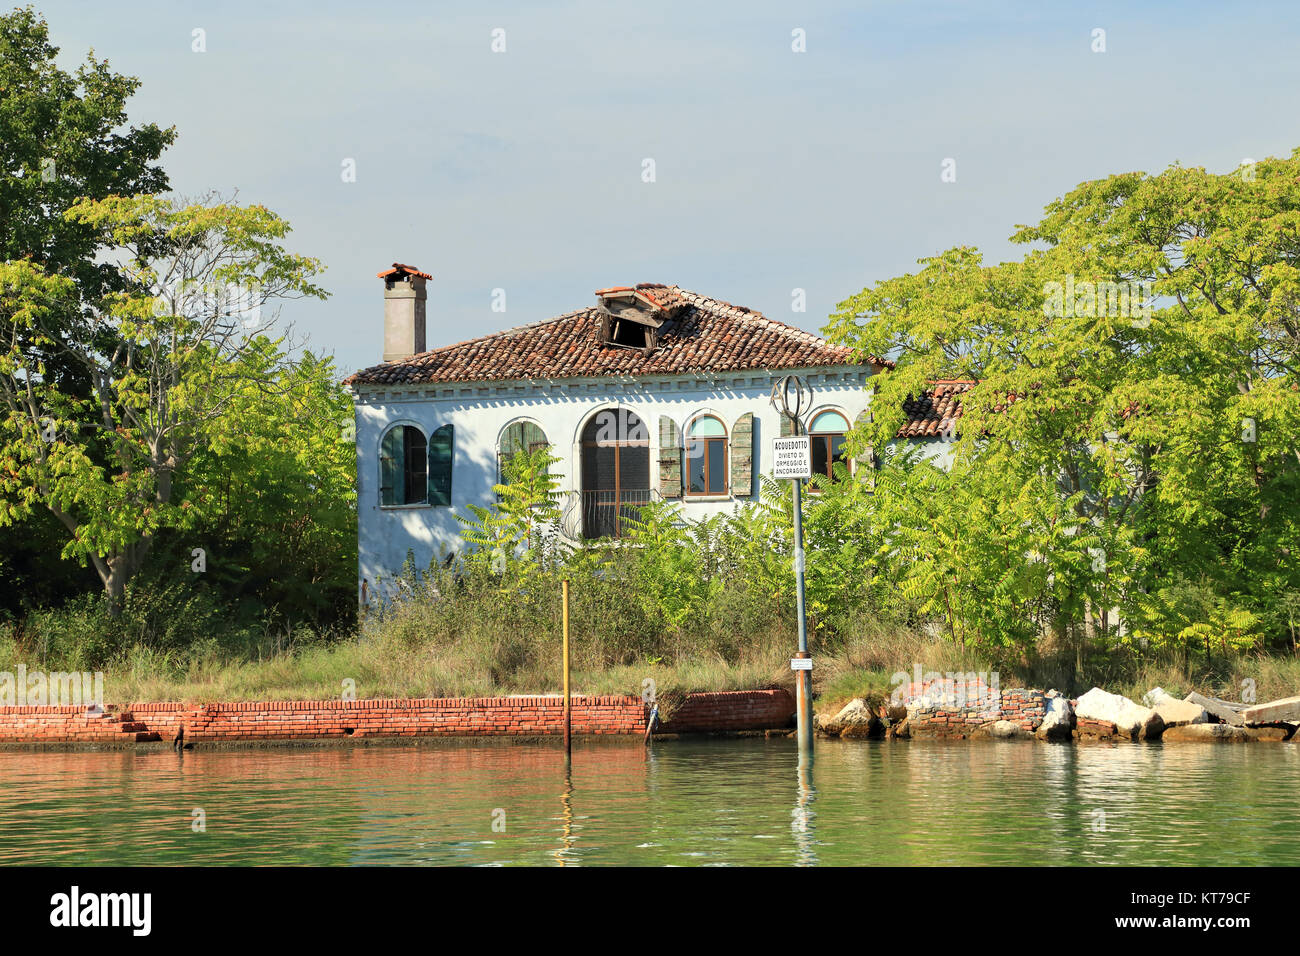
[809, 409, 850, 481]
[428, 424, 454, 507]
[380, 425, 428, 505]
[580, 408, 649, 539]
[686, 415, 728, 495]
[498, 420, 549, 483]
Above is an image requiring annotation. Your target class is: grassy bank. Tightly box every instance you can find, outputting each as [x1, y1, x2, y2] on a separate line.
[3, 590, 1295, 712]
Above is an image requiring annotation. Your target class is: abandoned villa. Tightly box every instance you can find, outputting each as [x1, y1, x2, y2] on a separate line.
[344, 264, 961, 601]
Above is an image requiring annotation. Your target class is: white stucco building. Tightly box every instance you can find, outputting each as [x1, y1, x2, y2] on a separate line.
[344, 265, 906, 600]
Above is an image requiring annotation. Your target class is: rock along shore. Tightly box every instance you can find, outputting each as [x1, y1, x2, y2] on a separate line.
[815, 680, 1299, 744]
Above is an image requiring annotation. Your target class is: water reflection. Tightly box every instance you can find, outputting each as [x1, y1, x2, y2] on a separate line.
[791, 752, 817, 866]
[0, 740, 1295, 865]
[553, 767, 575, 867]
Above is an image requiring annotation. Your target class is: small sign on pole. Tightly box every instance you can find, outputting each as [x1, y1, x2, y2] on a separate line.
[772, 436, 812, 480]
[790, 658, 813, 671]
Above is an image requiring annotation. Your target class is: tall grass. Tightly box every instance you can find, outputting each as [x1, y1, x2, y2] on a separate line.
[2, 546, 1295, 708]
[0, 556, 798, 704]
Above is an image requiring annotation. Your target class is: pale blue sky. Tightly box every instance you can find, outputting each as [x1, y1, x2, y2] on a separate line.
[34, 0, 1300, 375]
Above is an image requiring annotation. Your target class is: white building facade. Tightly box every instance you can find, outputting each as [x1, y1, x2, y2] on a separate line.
[346, 266, 888, 601]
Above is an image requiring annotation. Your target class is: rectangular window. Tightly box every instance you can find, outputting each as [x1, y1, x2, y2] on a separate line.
[811, 434, 848, 483]
[686, 437, 727, 494]
[403, 429, 428, 504]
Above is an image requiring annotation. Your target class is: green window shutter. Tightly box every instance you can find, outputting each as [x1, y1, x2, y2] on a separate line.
[499, 421, 549, 484]
[730, 412, 754, 497]
[779, 414, 795, 438]
[854, 410, 875, 491]
[499, 422, 522, 483]
[500, 421, 547, 457]
[658, 416, 682, 498]
[429, 424, 454, 507]
[501, 422, 523, 456]
[496, 425, 514, 485]
[380, 427, 404, 505]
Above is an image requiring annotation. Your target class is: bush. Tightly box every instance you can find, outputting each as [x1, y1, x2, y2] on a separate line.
[6, 577, 261, 672]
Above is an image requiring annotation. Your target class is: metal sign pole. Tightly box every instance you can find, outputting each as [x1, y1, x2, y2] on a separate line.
[792, 470, 813, 752]
[771, 375, 814, 754]
[562, 579, 571, 761]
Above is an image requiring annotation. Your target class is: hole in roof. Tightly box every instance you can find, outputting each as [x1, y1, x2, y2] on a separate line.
[608, 318, 651, 349]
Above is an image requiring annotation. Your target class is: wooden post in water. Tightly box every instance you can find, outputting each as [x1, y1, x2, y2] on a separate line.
[562, 578, 572, 759]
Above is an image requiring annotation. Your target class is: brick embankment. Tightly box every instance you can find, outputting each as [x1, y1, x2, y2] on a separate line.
[659, 690, 795, 733]
[0, 706, 155, 744]
[0, 689, 795, 747]
[899, 680, 1048, 738]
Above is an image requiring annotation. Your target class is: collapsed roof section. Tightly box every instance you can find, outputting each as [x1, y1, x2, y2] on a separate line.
[593, 283, 691, 353]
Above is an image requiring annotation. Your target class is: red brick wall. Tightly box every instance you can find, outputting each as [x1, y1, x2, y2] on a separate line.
[0, 706, 153, 743]
[660, 690, 795, 733]
[0, 690, 794, 745]
[172, 696, 645, 741]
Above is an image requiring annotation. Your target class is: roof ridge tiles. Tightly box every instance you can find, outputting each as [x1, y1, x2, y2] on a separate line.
[344, 284, 879, 387]
[392, 309, 594, 364]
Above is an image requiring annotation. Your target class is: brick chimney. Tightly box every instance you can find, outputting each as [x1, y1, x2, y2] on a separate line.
[378, 263, 430, 362]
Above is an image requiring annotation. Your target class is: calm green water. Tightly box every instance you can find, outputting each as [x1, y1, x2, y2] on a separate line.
[0, 738, 1296, 865]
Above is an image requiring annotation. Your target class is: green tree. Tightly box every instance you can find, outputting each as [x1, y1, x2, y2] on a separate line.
[622, 500, 714, 634]
[0, 7, 174, 298]
[0, 6, 177, 609]
[826, 150, 1300, 659]
[177, 342, 357, 630]
[456, 445, 564, 576]
[0, 195, 327, 610]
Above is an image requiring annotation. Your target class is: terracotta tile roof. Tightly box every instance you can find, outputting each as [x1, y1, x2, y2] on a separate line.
[897, 380, 974, 438]
[377, 263, 432, 280]
[345, 283, 887, 386]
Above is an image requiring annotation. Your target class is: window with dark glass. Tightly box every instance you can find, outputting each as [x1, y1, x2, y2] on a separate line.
[580, 408, 650, 539]
[686, 415, 728, 495]
[809, 410, 850, 482]
[379, 425, 428, 505]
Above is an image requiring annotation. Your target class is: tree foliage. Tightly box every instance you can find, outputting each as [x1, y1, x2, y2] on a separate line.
[0, 10, 354, 648]
[0, 195, 328, 608]
[824, 150, 1300, 660]
[456, 445, 564, 579]
[0, 8, 173, 272]
[0, 6, 179, 615]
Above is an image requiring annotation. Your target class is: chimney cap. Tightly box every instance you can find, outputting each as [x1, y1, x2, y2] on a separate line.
[377, 262, 433, 281]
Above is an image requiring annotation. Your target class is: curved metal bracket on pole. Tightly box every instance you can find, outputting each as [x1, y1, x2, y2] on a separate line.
[770, 374, 812, 435]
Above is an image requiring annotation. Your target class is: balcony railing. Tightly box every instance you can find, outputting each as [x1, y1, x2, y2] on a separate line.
[564, 489, 654, 540]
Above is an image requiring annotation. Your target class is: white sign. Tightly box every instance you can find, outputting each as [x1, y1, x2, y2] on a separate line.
[772, 436, 812, 479]
[790, 658, 813, 671]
